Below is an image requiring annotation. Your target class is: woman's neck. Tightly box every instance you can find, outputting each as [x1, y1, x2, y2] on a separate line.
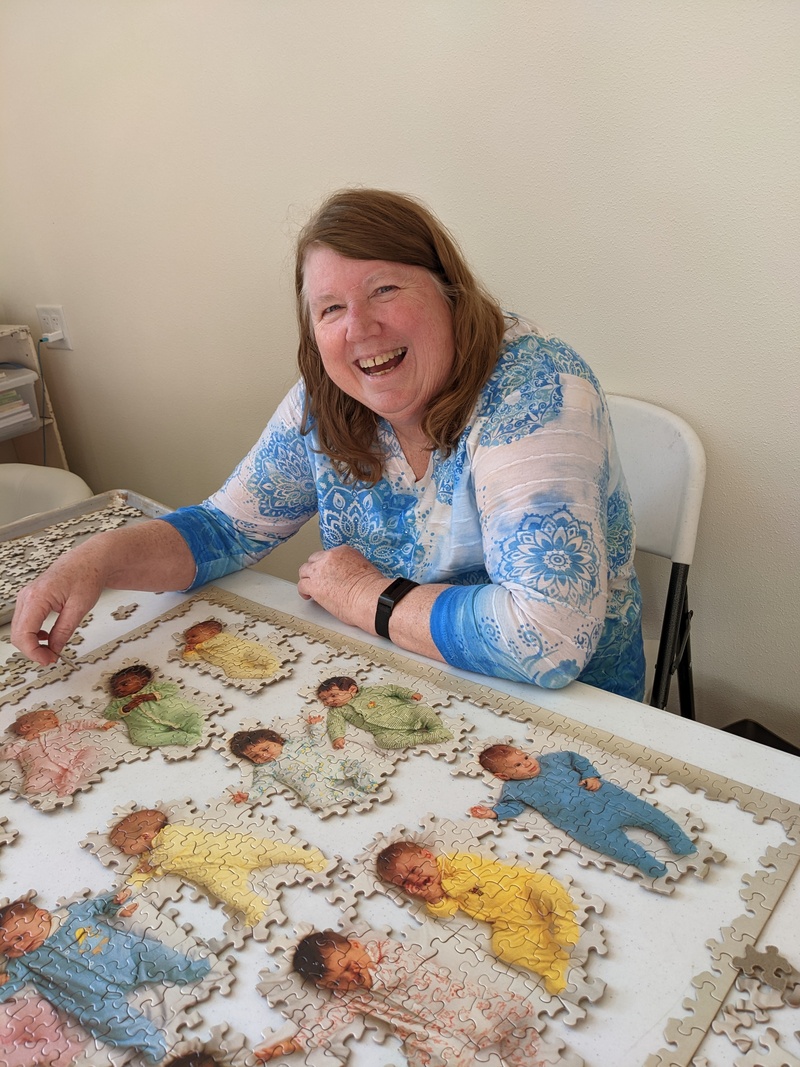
[393, 426, 432, 481]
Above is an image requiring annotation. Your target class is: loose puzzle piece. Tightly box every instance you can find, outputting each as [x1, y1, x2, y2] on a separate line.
[112, 603, 140, 621]
[733, 1026, 800, 1067]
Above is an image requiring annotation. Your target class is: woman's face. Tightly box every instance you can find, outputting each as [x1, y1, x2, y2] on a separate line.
[303, 247, 455, 438]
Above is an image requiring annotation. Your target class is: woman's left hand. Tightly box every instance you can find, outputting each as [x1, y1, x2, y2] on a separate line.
[297, 546, 388, 633]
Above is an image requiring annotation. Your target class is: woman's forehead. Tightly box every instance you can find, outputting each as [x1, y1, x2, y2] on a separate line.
[303, 248, 421, 300]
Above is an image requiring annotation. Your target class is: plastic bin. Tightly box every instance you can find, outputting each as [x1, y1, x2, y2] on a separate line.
[0, 364, 40, 441]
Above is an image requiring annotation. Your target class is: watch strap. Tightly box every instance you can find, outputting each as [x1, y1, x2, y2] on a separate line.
[375, 577, 419, 639]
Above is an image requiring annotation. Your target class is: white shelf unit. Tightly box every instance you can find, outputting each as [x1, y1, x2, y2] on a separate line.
[0, 324, 69, 469]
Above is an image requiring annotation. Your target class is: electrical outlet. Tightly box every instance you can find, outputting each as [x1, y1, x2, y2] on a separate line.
[35, 304, 73, 350]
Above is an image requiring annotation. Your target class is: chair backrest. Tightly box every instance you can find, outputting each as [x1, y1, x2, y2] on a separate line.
[0, 463, 94, 526]
[606, 395, 706, 565]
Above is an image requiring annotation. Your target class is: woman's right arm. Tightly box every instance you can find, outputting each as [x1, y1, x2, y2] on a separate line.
[11, 519, 196, 665]
[13, 385, 318, 666]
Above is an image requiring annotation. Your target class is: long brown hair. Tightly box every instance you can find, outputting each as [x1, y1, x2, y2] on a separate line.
[296, 189, 505, 484]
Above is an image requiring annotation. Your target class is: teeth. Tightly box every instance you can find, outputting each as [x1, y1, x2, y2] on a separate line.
[358, 348, 406, 370]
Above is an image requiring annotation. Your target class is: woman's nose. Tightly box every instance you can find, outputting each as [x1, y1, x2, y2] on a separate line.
[344, 301, 380, 342]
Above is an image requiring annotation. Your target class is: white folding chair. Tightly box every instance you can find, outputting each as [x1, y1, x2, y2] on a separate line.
[607, 395, 706, 718]
[0, 463, 93, 526]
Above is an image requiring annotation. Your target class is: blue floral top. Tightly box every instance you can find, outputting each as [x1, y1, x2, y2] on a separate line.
[162, 320, 645, 700]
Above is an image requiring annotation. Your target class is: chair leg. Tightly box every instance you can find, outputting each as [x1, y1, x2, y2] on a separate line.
[651, 563, 689, 711]
[676, 589, 696, 720]
[651, 566, 697, 718]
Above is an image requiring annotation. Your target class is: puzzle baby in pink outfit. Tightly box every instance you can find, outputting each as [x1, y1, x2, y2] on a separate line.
[0, 708, 116, 797]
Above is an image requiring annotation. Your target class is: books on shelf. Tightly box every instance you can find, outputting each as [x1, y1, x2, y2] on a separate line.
[0, 389, 34, 427]
[0, 406, 34, 428]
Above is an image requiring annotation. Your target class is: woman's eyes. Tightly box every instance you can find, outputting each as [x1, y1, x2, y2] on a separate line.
[319, 285, 397, 318]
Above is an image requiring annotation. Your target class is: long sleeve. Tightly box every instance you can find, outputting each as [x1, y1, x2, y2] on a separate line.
[564, 750, 602, 781]
[160, 383, 319, 589]
[429, 333, 644, 697]
[491, 783, 528, 822]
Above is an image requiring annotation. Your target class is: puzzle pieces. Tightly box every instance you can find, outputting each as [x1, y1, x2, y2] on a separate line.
[1, 581, 799, 1067]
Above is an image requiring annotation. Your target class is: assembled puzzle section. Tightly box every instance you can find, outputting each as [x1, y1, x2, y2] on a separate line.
[0, 583, 799, 1066]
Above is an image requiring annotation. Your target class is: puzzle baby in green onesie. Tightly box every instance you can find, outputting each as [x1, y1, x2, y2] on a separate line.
[377, 841, 579, 994]
[110, 809, 326, 926]
[316, 676, 453, 750]
[102, 665, 204, 747]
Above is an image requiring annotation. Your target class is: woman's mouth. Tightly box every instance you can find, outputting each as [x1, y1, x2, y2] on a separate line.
[358, 348, 407, 376]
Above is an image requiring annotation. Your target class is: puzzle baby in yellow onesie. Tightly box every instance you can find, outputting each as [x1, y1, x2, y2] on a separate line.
[377, 842, 579, 994]
[181, 620, 281, 680]
[110, 809, 326, 926]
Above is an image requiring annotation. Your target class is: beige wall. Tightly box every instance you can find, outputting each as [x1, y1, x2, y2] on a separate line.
[1, 1, 798, 740]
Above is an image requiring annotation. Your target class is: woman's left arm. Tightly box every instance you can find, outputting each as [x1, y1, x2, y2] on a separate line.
[296, 545, 447, 661]
[298, 346, 631, 690]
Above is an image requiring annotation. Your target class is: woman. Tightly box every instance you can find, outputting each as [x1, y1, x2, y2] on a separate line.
[12, 189, 645, 700]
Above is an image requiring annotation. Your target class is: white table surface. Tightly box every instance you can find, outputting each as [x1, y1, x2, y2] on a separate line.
[1, 569, 799, 1067]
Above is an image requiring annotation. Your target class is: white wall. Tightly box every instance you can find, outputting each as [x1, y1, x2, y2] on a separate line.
[1, 1, 797, 741]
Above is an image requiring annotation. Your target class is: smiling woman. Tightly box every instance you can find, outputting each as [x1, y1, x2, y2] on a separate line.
[12, 188, 645, 702]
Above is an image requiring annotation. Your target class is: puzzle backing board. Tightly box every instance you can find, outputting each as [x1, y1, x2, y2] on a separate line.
[0, 490, 169, 626]
[1, 583, 798, 1067]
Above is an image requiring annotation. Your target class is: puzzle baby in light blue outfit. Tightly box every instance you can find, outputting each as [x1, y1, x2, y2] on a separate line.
[472, 746, 696, 878]
[0, 892, 210, 1063]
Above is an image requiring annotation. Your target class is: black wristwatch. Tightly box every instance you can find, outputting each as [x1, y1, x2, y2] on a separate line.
[374, 577, 419, 640]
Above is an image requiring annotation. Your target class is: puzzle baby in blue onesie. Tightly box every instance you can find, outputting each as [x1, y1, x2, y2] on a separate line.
[471, 745, 696, 878]
[0, 891, 210, 1063]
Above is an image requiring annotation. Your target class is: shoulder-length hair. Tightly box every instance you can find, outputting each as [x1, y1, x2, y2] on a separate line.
[296, 189, 505, 484]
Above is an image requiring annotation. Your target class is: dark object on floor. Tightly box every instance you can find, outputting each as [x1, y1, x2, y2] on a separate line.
[723, 719, 800, 757]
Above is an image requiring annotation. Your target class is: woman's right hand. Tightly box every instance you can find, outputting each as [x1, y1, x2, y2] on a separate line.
[11, 539, 110, 665]
[11, 520, 197, 666]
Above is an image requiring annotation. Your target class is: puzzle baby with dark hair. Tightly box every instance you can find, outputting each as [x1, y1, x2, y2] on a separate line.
[0, 696, 140, 811]
[300, 662, 471, 764]
[92, 659, 231, 758]
[0, 885, 227, 1065]
[457, 728, 725, 891]
[255, 916, 582, 1067]
[167, 610, 298, 694]
[222, 711, 395, 819]
[84, 796, 335, 941]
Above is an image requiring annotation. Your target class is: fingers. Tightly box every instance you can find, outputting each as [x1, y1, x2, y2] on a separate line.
[11, 554, 104, 661]
[11, 590, 63, 665]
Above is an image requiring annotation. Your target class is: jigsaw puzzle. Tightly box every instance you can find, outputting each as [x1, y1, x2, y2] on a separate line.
[1, 579, 799, 1066]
